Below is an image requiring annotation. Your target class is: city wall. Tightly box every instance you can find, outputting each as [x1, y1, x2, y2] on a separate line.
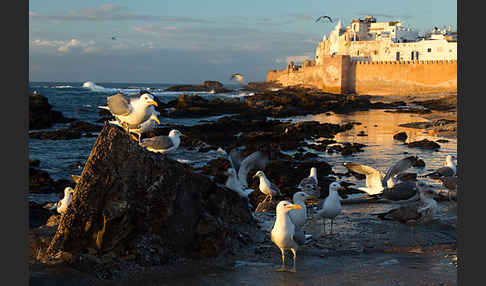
[266, 55, 457, 95]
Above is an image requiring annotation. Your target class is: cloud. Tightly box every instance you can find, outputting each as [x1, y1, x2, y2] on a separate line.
[30, 5, 211, 23]
[31, 38, 100, 54]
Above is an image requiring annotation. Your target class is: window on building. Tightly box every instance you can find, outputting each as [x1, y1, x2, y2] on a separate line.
[374, 50, 377, 55]
[396, 52, 400, 61]
[357, 50, 360, 56]
[411, 51, 414, 60]
[416, 51, 419, 60]
[428, 48, 432, 53]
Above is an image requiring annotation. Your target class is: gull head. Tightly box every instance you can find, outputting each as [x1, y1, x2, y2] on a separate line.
[310, 167, 317, 177]
[293, 191, 314, 203]
[329, 182, 343, 193]
[64, 187, 75, 196]
[140, 93, 158, 107]
[253, 170, 265, 179]
[169, 129, 184, 138]
[276, 200, 302, 214]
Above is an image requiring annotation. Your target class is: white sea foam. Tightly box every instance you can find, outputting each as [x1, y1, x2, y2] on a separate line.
[81, 81, 139, 94]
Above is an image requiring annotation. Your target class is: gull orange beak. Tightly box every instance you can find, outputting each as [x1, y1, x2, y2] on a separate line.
[149, 100, 158, 107]
[153, 116, 161, 125]
[287, 204, 302, 210]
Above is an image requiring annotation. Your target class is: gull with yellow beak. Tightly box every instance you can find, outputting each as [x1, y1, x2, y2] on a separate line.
[140, 129, 185, 154]
[271, 200, 305, 273]
[103, 92, 159, 135]
[318, 182, 344, 236]
[109, 110, 161, 143]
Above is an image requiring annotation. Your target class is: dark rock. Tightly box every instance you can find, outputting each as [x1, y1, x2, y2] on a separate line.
[29, 202, 55, 229]
[406, 139, 441, 150]
[69, 121, 103, 133]
[42, 125, 258, 270]
[29, 93, 75, 129]
[357, 131, 368, 136]
[165, 81, 231, 93]
[66, 161, 84, 170]
[30, 159, 40, 168]
[29, 167, 56, 193]
[393, 132, 408, 141]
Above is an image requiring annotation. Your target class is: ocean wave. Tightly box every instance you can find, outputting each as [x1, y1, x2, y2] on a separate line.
[81, 81, 140, 94]
[52, 85, 73, 89]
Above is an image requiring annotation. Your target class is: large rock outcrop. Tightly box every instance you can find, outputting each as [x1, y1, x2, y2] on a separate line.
[29, 92, 75, 129]
[43, 124, 258, 268]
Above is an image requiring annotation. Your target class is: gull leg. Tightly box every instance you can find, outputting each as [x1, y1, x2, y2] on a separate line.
[290, 249, 297, 273]
[330, 219, 335, 235]
[276, 248, 287, 272]
[321, 219, 327, 237]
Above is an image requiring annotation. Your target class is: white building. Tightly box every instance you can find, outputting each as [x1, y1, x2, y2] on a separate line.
[315, 16, 457, 64]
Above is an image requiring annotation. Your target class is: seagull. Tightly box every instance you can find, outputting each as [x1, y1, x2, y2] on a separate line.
[45, 187, 75, 214]
[378, 182, 438, 224]
[223, 168, 255, 198]
[289, 191, 314, 229]
[297, 167, 320, 198]
[253, 170, 282, 203]
[109, 110, 161, 143]
[315, 15, 333, 23]
[343, 156, 417, 196]
[219, 148, 269, 189]
[271, 200, 305, 273]
[420, 155, 456, 179]
[381, 181, 420, 204]
[317, 182, 343, 236]
[139, 129, 184, 154]
[101, 93, 158, 135]
[231, 73, 244, 84]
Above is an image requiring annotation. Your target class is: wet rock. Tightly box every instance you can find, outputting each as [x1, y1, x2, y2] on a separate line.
[29, 202, 55, 228]
[29, 167, 56, 193]
[411, 95, 457, 111]
[406, 139, 441, 150]
[164, 94, 246, 118]
[29, 92, 75, 129]
[42, 125, 258, 270]
[68, 121, 103, 133]
[30, 159, 40, 168]
[165, 81, 231, 93]
[254, 199, 279, 213]
[327, 142, 366, 156]
[393, 132, 408, 141]
[66, 161, 84, 170]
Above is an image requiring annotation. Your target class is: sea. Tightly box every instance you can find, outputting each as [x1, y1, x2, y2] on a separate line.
[28, 81, 457, 204]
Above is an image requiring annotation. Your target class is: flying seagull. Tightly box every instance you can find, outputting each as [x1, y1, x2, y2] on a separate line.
[231, 73, 244, 84]
[315, 15, 333, 23]
[343, 156, 418, 196]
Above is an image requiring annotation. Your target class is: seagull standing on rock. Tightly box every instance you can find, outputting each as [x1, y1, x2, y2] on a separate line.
[46, 187, 75, 214]
[139, 129, 184, 154]
[109, 110, 161, 143]
[102, 93, 158, 136]
[271, 200, 305, 273]
[253, 170, 282, 203]
[317, 182, 343, 236]
[420, 155, 456, 179]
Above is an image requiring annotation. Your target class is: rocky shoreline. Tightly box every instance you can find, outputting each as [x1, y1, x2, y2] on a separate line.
[28, 86, 457, 284]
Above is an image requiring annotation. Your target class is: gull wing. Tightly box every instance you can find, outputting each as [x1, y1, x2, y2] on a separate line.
[229, 149, 244, 173]
[344, 162, 384, 190]
[107, 93, 132, 116]
[238, 151, 269, 188]
[382, 156, 415, 187]
[140, 136, 174, 150]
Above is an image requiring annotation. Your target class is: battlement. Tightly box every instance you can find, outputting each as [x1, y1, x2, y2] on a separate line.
[267, 55, 457, 95]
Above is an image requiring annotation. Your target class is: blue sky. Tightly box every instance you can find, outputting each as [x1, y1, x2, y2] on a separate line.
[29, 0, 457, 84]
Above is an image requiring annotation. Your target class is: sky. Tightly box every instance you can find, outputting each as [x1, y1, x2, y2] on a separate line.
[29, 0, 457, 84]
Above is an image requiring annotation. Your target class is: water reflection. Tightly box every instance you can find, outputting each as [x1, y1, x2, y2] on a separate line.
[277, 109, 457, 189]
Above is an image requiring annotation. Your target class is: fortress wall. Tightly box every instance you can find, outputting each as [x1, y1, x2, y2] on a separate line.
[352, 60, 457, 95]
[266, 56, 457, 96]
[267, 56, 347, 94]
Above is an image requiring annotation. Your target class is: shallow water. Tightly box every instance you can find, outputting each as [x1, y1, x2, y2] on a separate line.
[29, 82, 457, 202]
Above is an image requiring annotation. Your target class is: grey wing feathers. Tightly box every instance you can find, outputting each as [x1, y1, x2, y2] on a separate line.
[382, 156, 415, 186]
[292, 227, 306, 245]
[229, 149, 244, 173]
[238, 151, 269, 188]
[382, 181, 417, 201]
[107, 93, 132, 116]
[140, 136, 174, 150]
[269, 181, 281, 195]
